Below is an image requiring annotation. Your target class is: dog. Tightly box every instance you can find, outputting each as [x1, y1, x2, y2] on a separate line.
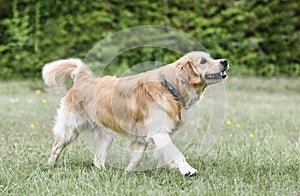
[42, 51, 229, 176]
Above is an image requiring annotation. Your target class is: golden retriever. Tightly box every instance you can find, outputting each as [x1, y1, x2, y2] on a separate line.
[42, 51, 229, 176]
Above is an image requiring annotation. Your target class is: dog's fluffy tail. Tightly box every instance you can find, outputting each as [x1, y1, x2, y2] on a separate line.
[42, 58, 93, 87]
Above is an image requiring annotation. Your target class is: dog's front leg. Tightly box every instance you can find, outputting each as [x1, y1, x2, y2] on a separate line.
[93, 128, 115, 169]
[147, 133, 197, 177]
[126, 141, 147, 171]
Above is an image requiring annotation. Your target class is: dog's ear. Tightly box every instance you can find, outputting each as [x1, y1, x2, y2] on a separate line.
[176, 58, 201, 84]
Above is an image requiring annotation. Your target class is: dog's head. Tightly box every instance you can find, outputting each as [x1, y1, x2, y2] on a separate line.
[175, 51, 229, 85]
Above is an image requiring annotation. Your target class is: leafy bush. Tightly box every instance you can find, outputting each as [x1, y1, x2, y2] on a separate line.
[0, 0, 299, 79]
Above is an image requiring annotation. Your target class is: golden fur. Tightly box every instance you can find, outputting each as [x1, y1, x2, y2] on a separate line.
[43, 51, 229, 176]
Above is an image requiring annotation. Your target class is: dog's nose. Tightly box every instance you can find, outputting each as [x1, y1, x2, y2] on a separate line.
[220, 59, 228, 66]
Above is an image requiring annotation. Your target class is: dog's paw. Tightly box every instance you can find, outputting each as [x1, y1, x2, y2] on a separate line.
[179, 165, 198, 177]
[183, 167, 198, 177]
[47, 162, 56, 167]
[174, 157, 198, 177]
[93, 158, 106, 170]
[47, 159, 57, 167]
[125, 167, 133, 172]
[94, 164, 106, 170]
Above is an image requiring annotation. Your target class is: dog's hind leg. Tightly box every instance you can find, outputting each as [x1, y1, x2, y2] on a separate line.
[126, 141, 147, 171]
[93, 128, 115, 169]
[47, 118, 79, 166]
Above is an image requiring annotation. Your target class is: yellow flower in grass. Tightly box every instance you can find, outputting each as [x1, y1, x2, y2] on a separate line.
[41, 99, 47, 104]
[226, 120, 232, 126]
[235, 123, 241, 129]
[30, 124, 36, 129]
[35, 89, 42, 95]
[13, 143, 18, 147]
[184, 131, 189, 137]
[249, 133, 254, 139]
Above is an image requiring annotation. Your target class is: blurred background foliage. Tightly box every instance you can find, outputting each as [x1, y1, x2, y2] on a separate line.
[0, 0, 299, 79]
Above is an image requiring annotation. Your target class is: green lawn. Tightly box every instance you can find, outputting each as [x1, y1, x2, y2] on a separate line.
[0, 77, 299, 195]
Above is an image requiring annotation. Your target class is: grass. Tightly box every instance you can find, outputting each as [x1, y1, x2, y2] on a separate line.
[0, 77, 299, 195]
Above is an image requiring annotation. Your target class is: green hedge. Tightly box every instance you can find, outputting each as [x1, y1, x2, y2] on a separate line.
[0, 0, 299, 79]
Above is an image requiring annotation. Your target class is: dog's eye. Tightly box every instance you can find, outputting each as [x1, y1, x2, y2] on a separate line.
[200, 58, 207, 64]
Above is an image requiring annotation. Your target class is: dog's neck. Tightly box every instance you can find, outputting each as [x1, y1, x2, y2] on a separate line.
[160, 73, 187, 109]
[160, 67, 204, 110]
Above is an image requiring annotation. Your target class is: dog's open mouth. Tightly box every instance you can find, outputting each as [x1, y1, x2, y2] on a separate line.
[205, 71, 227, 80]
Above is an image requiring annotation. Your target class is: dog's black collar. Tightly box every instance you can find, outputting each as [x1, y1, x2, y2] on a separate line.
[160, 73, 186, 108]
